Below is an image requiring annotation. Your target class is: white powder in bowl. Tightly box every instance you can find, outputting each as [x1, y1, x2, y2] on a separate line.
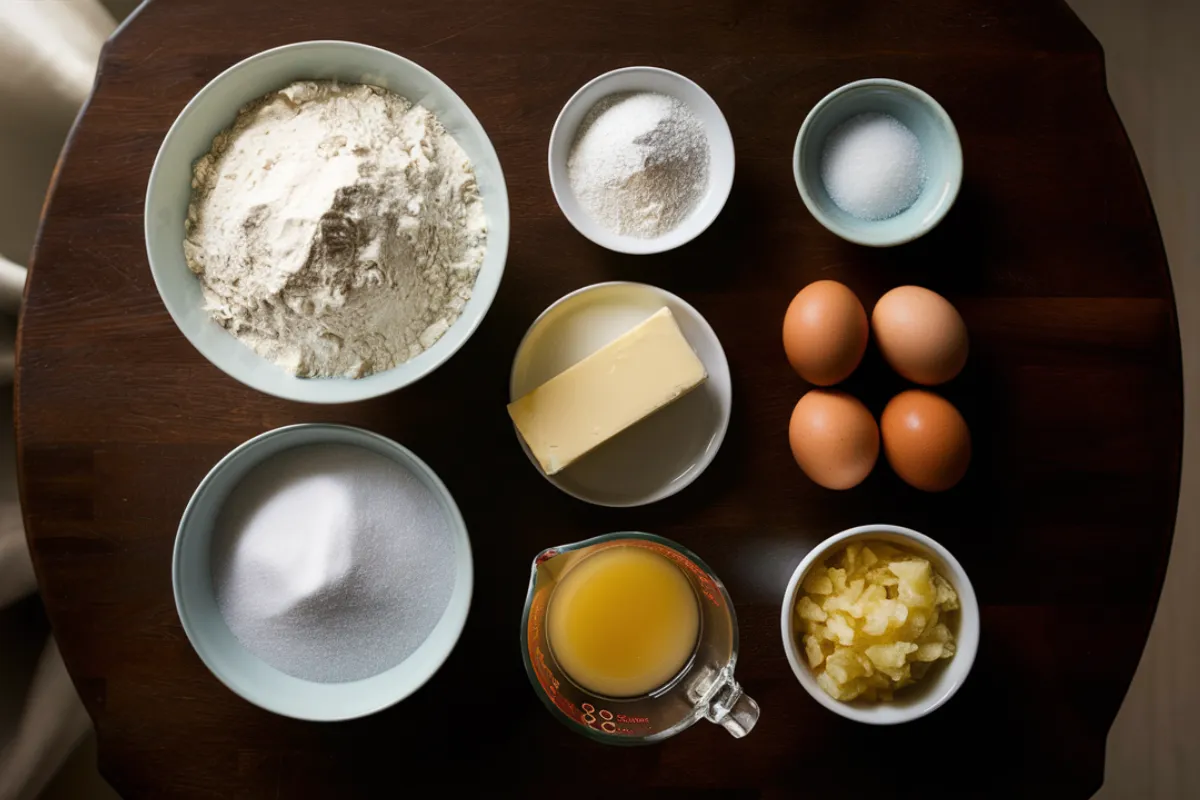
[184, 81, 487, 379]
[211, 443, 457, 683]
[567, 92, 710, 239]
[820, 112, 927, 221]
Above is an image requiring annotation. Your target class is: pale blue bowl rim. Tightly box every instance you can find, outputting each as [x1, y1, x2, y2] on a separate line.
[793, 78, 963, 247]
[171, 423, 474, 721]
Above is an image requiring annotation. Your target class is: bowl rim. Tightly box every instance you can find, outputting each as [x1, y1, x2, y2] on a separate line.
[507, 280, 732, 507]
[546, 65, 735, 255]
[779, 523, 980, 725]
[144, 39, 509, 404]
[171, 423, 474, 721]
[792, 77, 963, 247]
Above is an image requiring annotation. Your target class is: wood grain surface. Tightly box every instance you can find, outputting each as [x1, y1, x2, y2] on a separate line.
[16, 0, 1182, 796]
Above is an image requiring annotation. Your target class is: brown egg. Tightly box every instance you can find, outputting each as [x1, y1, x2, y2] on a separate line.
[880, 390, 971, 492]
[871, 286, 969, 385]
[789, 390, 879, 490]
[782, 280, 869, 386]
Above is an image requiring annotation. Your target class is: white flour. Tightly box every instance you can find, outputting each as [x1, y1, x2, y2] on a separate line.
[567, 92, 709, 238]
[184, 81, 487, 378]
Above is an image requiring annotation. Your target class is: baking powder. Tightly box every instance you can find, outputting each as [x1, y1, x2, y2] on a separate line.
[567, 92, 710, 239]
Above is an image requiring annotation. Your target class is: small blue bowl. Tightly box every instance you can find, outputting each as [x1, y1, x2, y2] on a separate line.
[794, 79, 962, 247]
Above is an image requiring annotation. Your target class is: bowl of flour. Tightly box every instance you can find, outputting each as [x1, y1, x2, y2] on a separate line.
[173, 424, 473, 721]
[146, 41, 509, 403]
[548, 66, 735, 255]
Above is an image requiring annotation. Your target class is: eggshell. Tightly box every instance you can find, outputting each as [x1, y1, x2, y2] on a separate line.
[872, 286, 968, 385]
[783, 280, 869, 386]
[880, 390, 971, 492]
[789, 390, 879, 490]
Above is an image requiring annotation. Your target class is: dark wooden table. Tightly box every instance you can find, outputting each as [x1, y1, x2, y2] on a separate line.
[17, 0, 1182, 796]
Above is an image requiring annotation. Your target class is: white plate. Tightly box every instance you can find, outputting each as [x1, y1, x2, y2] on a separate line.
[548, 67, 735, 255]
[145, 41, 509, 404]
[509, 282, 732, 506]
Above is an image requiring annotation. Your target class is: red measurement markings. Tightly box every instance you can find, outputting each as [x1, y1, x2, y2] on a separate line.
[616, 714, 650, 724]
[641, 542, 723, 607]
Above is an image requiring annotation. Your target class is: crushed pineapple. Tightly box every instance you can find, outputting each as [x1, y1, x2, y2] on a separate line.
[794, 541, 959, 703]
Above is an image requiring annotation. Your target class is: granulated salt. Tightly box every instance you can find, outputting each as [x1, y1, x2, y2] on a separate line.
[820, 112, 927, 221]
[567, 92, 710, 238]
[211, 443, 456, 683]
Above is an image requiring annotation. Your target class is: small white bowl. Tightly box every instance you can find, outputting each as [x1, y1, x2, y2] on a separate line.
[172, 424, 473, 721]
[509, 282, 732, 506]
[780, 524, 980, 725]
[145, 41, 509, 404]
[548, 67, 735, 254]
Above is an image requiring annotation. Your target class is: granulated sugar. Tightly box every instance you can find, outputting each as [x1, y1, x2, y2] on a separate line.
[211, 443, 456, 683]
[567, 92, 710, 238]
[820, 112, 927, 221]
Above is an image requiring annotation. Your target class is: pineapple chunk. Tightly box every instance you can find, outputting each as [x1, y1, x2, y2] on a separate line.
[828, 568, 848, 593]
[823, 578, 865, 615]
[849, 584, 888, 620]
[866, 642, 918, 670]
[914, 642, 946, 662]
[797, 596, 827, 622]
[825, 612, 856, 645]
[865, 566, 900, 586]
[803, 634, 827, 668]
[933, 574, 960, 610]
[803, 570, 834, 595]
[843, 543, 862, 576]
[859, 546, 879, 571]
[889, 559, 935, 606]
[817, 670, 848, 700]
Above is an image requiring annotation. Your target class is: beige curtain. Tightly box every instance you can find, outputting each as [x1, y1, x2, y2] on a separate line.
[0, 3, 117, 799]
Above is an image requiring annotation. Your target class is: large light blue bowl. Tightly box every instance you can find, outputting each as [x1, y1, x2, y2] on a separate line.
[794, 79, 962, 247]
[172, 424, 473, 721]
[146, 41, 509, 403]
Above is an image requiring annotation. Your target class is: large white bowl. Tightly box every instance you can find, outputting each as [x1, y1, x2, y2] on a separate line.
[780, 524, 980, 725]
[173, 424, 473, 721]
[145, 41, 509, 404]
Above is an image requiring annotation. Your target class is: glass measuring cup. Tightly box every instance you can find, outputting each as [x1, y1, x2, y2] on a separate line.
[521, 532, 759, 744]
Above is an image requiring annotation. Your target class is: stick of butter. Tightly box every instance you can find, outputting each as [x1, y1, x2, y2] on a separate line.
[508, 307, 708, 476]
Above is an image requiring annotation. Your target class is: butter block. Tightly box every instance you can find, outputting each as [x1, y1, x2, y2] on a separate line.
[508, 307, 708, 475]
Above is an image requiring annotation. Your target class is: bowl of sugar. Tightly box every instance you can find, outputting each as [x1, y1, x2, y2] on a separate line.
[548, 66, 736, 255]
[794, 79, 962, 247]
[172, 424, 473, 721]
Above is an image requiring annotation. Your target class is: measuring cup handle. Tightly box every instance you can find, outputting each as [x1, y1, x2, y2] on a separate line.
[702, 674, 760, 738]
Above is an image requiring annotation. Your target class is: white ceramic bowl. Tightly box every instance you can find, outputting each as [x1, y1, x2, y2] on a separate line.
[780, 524, 980, 725]
[172, 424, 473, 721]
[145, 41, 509, 403]
[548, 67, 735, 254]
[509, 282, 732, 506]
